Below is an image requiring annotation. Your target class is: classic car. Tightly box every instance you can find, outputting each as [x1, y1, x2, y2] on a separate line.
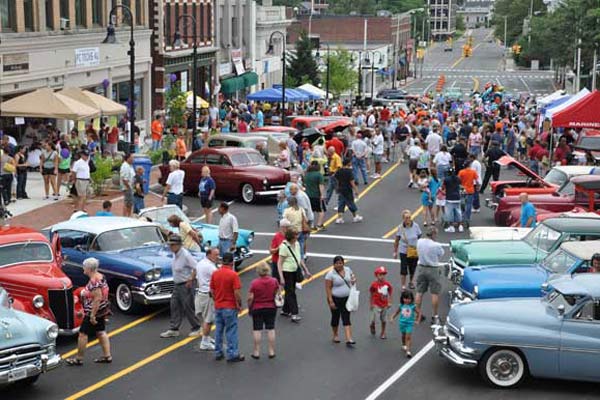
[237, 131, 290, 164]
[138, 205, 254, 267]
[159, 147, 291, 204]
[486, 155, 594, 208]
[450, 216, 600, 284]
[207, 134, 272, 163]
[290, 116, 351, 131]
[433, 273, 600, 388]
[495, 175, 600, 226]
[252, 126, 298, 135]
[49, 217, 205, 313]
[0, 285, 60, 386]
[0, 226, 84, 335]
[452, 240, 598, 303]
[468, 226, 530, 241]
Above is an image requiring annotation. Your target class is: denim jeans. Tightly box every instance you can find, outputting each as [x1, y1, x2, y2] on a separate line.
[463, 193, 474, 222]
[337, 193, 358, 214]
[436, 164, 449, 182]
[152, 139, 162, 151]
[0, 174, 12, 205]
[16, 171, 27, 198]
[167, 193, 183, 209]
[351, 157, 368, 185]
[218, 238, 233, 257]
[133, 196, 145, 214]
[214, 308, 240, 360]
[473, 191, 480, 210]
[297, 232, 306, 259]
[445, 201, 462, 223]
[325, 175, 337, 205]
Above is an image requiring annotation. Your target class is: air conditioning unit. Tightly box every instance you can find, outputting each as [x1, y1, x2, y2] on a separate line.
[60, 18, 70, 30]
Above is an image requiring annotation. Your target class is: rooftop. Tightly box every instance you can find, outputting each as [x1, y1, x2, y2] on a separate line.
[51, 217, 156, 235]
[543, 216, 600, 234]
[560, 240, 600, 260]
[551, 273, 600, 298]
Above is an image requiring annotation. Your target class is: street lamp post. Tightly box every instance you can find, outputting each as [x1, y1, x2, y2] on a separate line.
[316, 44, 331, 106]
[103, 6, 136, 147]
[173, 14, 199, 143]
[363, 50, 382, 104]
[357, 52, 362, 103]
[267, 31, 286, 126]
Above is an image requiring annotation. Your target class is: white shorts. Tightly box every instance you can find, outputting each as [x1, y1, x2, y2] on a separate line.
[436, 198, 446, 207]
[194, 292, 215, 324]
[107, 142, 118, 155]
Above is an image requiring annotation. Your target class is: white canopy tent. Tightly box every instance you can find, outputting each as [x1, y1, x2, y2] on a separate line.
[537, 90, 566, 106]
[545, 88, 590, 119]
[297, 83, 333, 100]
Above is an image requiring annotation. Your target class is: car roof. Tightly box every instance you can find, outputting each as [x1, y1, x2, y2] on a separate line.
[560, 240, 600, 260]
[542, 216, 600, 233]
[0, 225, 48, 244]
[551, 274, 600, 298]
[552, 165, 594, 176]
[209, 134, 265, 141]
[51, 217, 157, 235]
[197, 147, 261, 156]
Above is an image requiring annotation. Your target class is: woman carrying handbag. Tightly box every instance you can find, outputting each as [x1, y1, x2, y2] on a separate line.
[277, 229, 312, 323]
[393, 210, 422, 290]
[325, 256, 357, 348]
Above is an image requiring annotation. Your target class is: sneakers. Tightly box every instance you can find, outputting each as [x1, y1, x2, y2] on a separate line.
[188, 329, 202, 337]
[280, 311, 291, 317]
[335, 218, 345, 224]
[291, 315, 302, 323]
[444, 226, 456, 233]
[160, 329, 180, 338]
[199, 341, 216, 351]
[458, 225, 464, 233]
[473, 208, 481, 214]
[407, 182, 413, 188]
[352, 215, 363, 223]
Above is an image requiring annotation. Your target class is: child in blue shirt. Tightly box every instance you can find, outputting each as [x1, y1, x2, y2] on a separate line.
[391, 290, 417, 358]
[276, 190, 288, 223]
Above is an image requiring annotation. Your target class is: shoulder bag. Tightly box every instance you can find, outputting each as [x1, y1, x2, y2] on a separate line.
[402, 225, 418, 259]
[301, 209, 311, 234]
[284, 242, 304, 283]
[335, 268, 359, 312]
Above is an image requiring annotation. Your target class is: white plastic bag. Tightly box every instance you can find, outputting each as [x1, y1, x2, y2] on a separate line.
[345, 285, 360, 312]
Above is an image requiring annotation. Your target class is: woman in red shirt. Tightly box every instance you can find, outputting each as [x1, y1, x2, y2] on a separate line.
[248, 263, 281, 359]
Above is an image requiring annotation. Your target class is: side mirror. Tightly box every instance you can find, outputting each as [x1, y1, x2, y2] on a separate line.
[541, 282, 549, 291]
[557, 304, 565, 316]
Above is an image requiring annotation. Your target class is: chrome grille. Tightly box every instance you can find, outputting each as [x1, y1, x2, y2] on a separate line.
[0, 344, 43, 372]
[48, 288, 75, 330]
[156, 281, 174, 295]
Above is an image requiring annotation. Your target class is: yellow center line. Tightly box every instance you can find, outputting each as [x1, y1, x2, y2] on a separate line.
[382, 206, 424, 239]
[64, 263, 336, 400]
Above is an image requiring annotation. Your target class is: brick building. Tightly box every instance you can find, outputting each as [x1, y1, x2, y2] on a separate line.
[149, 0, 218, 111]
[428, 0, 457, 39]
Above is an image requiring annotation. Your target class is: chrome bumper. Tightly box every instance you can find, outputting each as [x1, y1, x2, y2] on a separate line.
[58, 327, 80, 336]
[432, 325, 478, 368]
[132, 279, 175, 305]
[485, 198, 498, 210]
[448, 258, 464, 284]
[256, 189, 284, 197]
[449, 287, 474, 305]
[0, 351, 61, 385]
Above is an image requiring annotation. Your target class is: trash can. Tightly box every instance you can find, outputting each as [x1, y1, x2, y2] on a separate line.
[132, 154, 153, 194]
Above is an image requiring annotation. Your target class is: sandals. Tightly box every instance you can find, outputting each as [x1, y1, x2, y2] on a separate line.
[65, 358, 84, 366]
[251, 354, 260, 360]
[93, 356, 113, 364]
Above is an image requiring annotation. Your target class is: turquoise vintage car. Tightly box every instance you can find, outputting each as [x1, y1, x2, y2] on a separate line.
[139, 205, 254, 267]
[0, 285, 61, 386]
[433, 274, 600, 388]
[449, 216, 600, 284]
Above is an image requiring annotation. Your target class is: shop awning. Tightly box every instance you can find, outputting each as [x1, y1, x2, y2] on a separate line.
[220, 72, 259, 95]
[184, 91, 210, 109]
[552, 90, 600, 129]
[0, 88, 100, 120]
[59, 87, 127, 116]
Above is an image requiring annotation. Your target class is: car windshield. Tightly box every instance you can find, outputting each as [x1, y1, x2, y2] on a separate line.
[0, 242, 53, 267]
[140, 207, 190, 228]
[545, 290, 578, 314]
[544, 168, 568, 187]
[230, 152, 266, 167]
[540, 248, 579, 274]
[558, 181, 575, 196]
[523, 223, 562, 253]
[95, 226, 165, 251]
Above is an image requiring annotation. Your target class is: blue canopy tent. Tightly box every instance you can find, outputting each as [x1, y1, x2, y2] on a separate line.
[248, 87, 310, 102]
[272, 85, 311, 102]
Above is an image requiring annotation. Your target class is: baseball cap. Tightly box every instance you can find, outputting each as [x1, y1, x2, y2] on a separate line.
[374, 266, 387, 276]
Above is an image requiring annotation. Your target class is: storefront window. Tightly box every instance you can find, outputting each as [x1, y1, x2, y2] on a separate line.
[122, 0, 131, 25]
[135, 0, 143, 25]
[45, 0, 54, 30]
[0, 0, 17, 31]
[92, 0, 103, 26]
[23, 0, 34, 31]
[60, 0, 69, 20]
[75, 0, 86, 27]
[112, 79, 144, 121]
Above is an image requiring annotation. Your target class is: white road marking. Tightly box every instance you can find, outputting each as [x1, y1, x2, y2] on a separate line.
[190, 200, 234, 222]
[251, 249, 401, 263]
[519, 76, 532, 93]
[364, 341, 435, 400]
[253, 232, 395, 243]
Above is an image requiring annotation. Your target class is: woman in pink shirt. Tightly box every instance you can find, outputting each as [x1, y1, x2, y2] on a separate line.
[468, 127, 483, 157]
[248, 263, 281, 359]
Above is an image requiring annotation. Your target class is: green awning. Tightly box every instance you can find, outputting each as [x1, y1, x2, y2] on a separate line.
[220, 72, 259, 94]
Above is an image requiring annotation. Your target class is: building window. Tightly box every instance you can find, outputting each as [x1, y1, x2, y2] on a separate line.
[23, 0, 34, 31]
[165, 5, 171, 46]
[0, 0, 16, 31]
[122, 0, 131, 25]
[92, 0, 103, 25]
[45, 0, 54, 29]
[135, 0, 143, 25]
[192, 3, 197, 41]
[75, 0, 86, 27]
[206, 4, 211, 42]
[113, 79, 144, 121]
[60, 0, 69, 19]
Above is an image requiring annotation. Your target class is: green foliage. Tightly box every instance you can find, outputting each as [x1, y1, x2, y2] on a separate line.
[147, 150, 164, 165]
[287, 31, 320, 87]
[90, 157, 116, 196]
[165, 82, 187, 129]
[321, 48, 358, 98]
[455, 14, 465, 35]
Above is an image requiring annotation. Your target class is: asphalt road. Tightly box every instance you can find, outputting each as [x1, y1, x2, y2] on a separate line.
[406, 27, 556, 98]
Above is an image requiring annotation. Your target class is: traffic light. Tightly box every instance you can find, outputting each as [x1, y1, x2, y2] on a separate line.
[462, 45, 472, 57]
[515, 45, 521, 55]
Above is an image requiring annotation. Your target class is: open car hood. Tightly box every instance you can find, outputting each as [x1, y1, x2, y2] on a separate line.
[495, 155, 546, 183]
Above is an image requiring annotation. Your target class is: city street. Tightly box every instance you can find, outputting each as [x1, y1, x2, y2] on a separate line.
[406, 28, 556, 97]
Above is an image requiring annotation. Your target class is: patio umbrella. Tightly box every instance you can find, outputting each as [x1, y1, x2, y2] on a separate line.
[0, 88, 100, 120]
[184, 91, 210, 109]
[297, 83, 332, 99]
[59, 87, 127, 116]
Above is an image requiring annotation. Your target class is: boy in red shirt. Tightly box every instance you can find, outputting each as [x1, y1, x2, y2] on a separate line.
[369, 266, 393, 339]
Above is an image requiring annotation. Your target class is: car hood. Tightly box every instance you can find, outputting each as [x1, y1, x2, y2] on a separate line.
[191, 223, 253, 246]
[495, 155, 544, 182]
[104, 245, 205, 277]
[462, 265, 548, 299]
[0, 262, 73, 290]
[452, 240, 538, 266]
[243, 165, 290, 181]
[499, 193, 573, 210]
[0, 308, 49, 349]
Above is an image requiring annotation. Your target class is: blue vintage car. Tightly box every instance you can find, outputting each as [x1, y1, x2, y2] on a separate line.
[50, 217, 205, 313]
[452, 240, 597, 303]
[0, 285, 61, 386]
[433, 273, 600, 388]
[138, 205, 254, 267]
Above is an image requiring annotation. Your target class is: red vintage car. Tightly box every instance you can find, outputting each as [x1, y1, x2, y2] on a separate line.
[291, 116, 352, 131]
[495, 175, 600, 226]
[0, 226, 83, 334]
[252, 126, 298, 135]
[486, 155, 595, 207]
[159, 147, 292, 203]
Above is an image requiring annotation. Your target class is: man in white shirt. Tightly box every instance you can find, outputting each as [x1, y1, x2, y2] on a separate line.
[71, 150, 91, 212]
[195, 247, 219, 351]
[120, 153, 135, 217]
[217, 202, 239, 257]
[350, 133, 369, 185]
[468, 154, 482, 213]
[425, 125, 443, 156]
[415, 227, 445, 325]
[162, 159, 185, 210]
[371, 129, 385, 179]
[367, 111, 376, 128]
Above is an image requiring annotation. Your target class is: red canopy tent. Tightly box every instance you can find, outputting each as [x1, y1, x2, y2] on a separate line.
[552, 90, 600, 129]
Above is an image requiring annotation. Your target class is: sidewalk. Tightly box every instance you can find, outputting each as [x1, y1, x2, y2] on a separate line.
[7, 168, 163, 230]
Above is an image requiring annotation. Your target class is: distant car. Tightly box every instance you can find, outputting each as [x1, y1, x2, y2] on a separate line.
[0, 285, 60, 387]
[453, 240, 598, 303]
[50, 217, 205, 313]
[159, 147, 291, 203]
[433, 273, 600, 388]
[0, 226, 84, 335]
[138, 205, 254, 268]
[207, 134, 271, 163]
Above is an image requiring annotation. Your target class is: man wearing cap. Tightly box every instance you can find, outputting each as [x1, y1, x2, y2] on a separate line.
[71, 149, 91, 212]
[415, 227, 445, 325]
[217, 202, 239, 257]
[160, 234, 202, 338]
[270, 219, 291, 278]
[210, 252, 244, 362]
[194, 247, 219, 351]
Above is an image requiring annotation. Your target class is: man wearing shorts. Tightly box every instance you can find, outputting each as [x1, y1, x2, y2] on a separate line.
[195, 247, 219, 351]
[71, 150, 91, 212]
[415, 227, 445, 325]
[119, 153, 135, 217]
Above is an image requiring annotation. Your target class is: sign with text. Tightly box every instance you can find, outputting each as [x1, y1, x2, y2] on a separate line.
[75, 48, 100, 67]
[2, 53, 29, 75]
[231, 48, 245, 75]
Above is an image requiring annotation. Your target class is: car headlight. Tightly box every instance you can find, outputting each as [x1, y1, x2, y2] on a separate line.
[247, 233, 254, 244]
[153, 268, 161, 280]
[145, 270, 154, 282]
[263, 178, 268, 185]
[33, 295, 45, 309]
[473, 285, 479, 299]
[46, 324, 59, 340]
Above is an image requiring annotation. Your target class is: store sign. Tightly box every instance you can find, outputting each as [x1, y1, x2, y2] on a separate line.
[219, 63, 232, 76]
[75, 48, 100, 67]
[2, 53, 29, 75]
[231, 48, 245, 75]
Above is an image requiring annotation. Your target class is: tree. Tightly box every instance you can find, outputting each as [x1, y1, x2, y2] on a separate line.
[287, 31, 320, 87]
[165, 81, 187, 129]
[455, 14, 465, 33]
[320, 48, 358, 98]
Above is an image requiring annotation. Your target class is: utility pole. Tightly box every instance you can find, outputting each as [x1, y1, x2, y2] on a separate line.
[504, 16, 507, 50]
[527, 0, 533, 45]
[576, 37, 582, 92]
[392, 15, 401, 89]
[592, 45, 598, 91]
